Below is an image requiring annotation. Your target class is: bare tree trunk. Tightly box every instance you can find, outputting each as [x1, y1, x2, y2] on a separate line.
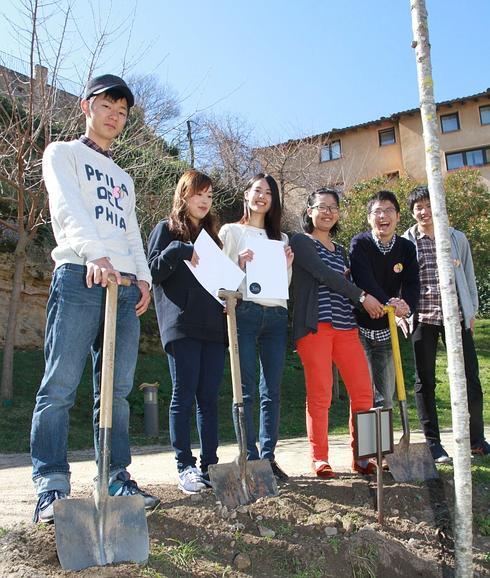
[1, 232, 29, 403]
[410, 2, 473, 576]
[187, 120, 195, 168]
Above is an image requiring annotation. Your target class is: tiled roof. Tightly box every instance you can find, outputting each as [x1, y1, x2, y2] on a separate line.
[270, 88, 490, 148]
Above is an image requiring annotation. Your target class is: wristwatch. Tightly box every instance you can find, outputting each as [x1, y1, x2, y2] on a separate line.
[359, 291, 367, 304]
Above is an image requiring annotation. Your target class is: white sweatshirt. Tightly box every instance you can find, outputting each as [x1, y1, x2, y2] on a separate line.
[219, 223, 291, 308]
[42, 140, 151, 285]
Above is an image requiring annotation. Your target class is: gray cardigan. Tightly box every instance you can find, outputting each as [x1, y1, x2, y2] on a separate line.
[403, 225, 478, 329]
[290, 233, 363, 343]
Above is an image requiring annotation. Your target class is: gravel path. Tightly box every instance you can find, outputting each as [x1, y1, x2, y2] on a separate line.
[0, 429, 465, 528]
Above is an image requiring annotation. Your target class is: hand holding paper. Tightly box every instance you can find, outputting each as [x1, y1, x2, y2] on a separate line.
[245, 237, 289, 299]
[185, 229, 245, 303]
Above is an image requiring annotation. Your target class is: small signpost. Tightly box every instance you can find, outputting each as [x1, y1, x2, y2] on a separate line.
[354, 408, 394, 524]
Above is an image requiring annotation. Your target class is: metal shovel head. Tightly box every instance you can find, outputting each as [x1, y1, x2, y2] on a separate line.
[208, 458, 278, 508]
[385, 435, 439, 483]
[54, 494, 149, 571]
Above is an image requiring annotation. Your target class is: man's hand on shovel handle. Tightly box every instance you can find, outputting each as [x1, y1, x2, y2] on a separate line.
[86, 257, 122, 288]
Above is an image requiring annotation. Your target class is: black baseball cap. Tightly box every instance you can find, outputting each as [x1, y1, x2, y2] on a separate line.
[84, 74, 134, 108]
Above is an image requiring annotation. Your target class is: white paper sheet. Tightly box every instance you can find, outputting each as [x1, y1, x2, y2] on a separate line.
[185, 229, 245, 303]
[245, 237, 289, 299]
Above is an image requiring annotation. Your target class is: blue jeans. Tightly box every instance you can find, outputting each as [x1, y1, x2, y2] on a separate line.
[235, 301, 288, 461]
[30, 264, 141, 495]
[166, 338, 225, 472]
[359, 334, 395, 409]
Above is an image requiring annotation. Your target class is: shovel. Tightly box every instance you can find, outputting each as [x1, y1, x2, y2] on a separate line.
[54, 276, 149, 571]
[208, 290, 278, 508]
[384, 306, 438, 482]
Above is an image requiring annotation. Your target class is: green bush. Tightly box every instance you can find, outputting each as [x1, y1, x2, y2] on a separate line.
[336, 169, 489, 316]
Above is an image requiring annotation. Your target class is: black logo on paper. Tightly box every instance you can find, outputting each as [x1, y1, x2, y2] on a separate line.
[249, 282, 261, 295]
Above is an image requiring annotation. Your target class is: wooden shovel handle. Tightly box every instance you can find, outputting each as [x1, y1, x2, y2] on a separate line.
[99, 275, 133, 428]
[218, 289, 242, 301]
[220, 291, 244, 405]
[384, 305, 407, 402]
[99, 277, 119, 429]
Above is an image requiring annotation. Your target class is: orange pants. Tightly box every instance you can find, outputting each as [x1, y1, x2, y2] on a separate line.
[297, 323, 373, 462]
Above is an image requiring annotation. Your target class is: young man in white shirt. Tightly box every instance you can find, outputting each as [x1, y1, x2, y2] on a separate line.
[31, 74, 159, 523]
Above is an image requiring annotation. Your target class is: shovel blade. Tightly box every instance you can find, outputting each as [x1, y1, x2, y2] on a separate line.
[385, 436, 438, 482]
[208, 458, 278, 508]
[54, 495, 149, 571]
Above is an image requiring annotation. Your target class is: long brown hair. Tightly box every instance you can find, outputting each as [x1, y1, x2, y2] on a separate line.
[168, 170, 221, 245]
[238, 173, 283, 240]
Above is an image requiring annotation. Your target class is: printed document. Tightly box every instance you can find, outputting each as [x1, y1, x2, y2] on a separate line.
[185, 229, 245, 303]
[245, 237, 288, 299]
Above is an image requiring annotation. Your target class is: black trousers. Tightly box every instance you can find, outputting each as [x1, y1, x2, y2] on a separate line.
[411, 320, 484, 447]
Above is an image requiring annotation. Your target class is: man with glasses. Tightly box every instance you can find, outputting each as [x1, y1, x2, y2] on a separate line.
[403, 186, 488, 461]
[349, 190, 420, 410]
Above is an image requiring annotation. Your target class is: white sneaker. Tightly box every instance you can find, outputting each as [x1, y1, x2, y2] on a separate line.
[178, 466, 206, 494]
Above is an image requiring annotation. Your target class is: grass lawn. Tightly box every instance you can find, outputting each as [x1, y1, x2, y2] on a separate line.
[0, 320, 488, 453]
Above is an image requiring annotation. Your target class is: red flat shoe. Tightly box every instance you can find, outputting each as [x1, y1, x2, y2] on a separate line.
[312, 461, 336, 479]
[352, 460, 377, 475]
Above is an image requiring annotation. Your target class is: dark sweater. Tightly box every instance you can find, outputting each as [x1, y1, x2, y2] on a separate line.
[147, 220, 227, 350]
[290, 233, 363, 343]
[349, 232, 420, 330]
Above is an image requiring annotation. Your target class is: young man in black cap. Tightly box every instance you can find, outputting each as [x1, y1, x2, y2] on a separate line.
[30, 74, 160, 523]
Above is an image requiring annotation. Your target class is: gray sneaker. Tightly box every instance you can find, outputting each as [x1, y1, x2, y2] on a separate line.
[199, 469, 213, 489]
[33, 490, 68, 523]
[178, 466, 206, 494]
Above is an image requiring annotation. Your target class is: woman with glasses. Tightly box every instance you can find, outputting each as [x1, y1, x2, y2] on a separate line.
[219, 173, 294, 481]
[290, 188, 384, 478]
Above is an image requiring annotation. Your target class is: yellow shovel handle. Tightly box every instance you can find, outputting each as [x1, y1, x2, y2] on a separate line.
[384, 305, 406, 402]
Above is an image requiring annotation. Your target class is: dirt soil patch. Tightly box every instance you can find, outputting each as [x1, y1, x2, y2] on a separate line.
[1, 471, 489, 578]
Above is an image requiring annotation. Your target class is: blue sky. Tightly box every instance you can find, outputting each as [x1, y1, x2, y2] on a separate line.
[0, 1, 488, 145]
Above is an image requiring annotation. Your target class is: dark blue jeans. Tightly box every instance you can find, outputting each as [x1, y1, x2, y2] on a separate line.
[412, 320, 484, 447]
[235, 301, 288, 461]
[30, 264, 141, 495]
[166, 338, 225, 472]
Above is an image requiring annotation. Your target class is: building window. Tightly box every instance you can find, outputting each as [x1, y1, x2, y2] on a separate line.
[320, 140, 341, 162]
[378, 127, 396, 146]
[446, 146, 490, 170]
[480, 105, 490, 126]
[440, 112, 460, 133]
[385, 171, 400, 180]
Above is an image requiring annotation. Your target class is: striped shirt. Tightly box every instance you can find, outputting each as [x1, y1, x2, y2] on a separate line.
[314, 240, 356, 330]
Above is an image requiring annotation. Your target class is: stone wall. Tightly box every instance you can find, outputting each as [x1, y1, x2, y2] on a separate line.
[0, 253, 51, 349]
[0, 252, 161, 352]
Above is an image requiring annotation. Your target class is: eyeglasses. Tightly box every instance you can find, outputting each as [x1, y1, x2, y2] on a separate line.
[370, 208, 397, 217]
[310, 204, 340, 214]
